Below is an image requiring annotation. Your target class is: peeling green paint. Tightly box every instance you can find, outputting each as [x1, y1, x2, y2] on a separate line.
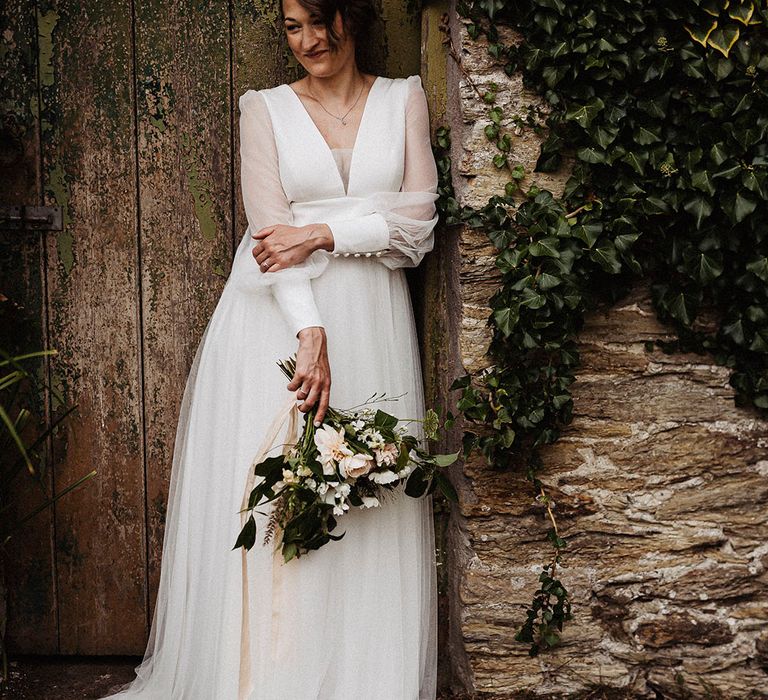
[46, 161, 74, 274]
[36, 9, 59, 88]
[28, 92, 40, 122]
[180, 131, 218, 242]
[140, 69, 175, 134]
[380, 0, 420, 78]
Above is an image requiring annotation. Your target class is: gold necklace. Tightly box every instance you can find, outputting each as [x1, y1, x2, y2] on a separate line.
[307, 77, 365, 126]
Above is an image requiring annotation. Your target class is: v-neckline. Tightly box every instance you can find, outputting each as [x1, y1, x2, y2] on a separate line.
[284, 76, 382, 196]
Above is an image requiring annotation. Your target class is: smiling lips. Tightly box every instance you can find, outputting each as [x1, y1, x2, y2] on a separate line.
[305, 49, 327, 58]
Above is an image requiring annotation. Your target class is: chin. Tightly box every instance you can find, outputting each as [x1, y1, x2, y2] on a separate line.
[302, 64, 337, 78]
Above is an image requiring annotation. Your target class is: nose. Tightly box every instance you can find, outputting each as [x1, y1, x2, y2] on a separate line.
[301, 25, 323, 51]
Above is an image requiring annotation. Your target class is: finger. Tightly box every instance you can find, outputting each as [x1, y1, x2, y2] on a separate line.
[287, 372, 304, 391]
[257, 257, 281, 273]
[252, 226, 275, 239]
[299, 382, 321, 414]
[315, 385, 330, 426]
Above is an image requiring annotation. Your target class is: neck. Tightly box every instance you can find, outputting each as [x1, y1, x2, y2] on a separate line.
[306, 62, 364, 104]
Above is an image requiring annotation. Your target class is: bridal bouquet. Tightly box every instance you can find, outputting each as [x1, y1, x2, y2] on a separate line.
[234, 356, 459, 563]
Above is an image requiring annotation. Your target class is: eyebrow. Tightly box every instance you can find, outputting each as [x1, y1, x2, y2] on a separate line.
[283, 13, 321, 22]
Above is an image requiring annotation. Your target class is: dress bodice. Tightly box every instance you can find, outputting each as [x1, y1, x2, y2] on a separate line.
[330, 148, 353, 194]
[258, 76, 408, 207]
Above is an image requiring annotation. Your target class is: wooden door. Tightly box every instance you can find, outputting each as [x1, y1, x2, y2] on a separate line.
[1, 0, 420, 655]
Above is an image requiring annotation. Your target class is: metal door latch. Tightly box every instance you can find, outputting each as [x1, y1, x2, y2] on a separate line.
[0, 205, 63, 231]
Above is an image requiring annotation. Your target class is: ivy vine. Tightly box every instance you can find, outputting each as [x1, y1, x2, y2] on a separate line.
[433, 0, 768, 656]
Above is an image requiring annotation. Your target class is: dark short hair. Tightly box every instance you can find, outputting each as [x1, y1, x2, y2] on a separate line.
[288, 0, 377, 55]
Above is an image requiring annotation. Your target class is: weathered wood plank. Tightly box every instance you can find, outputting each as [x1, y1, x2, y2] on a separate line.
[134, 0, 234, 627]
[39, 0, 146, 653]
[0, 0, 57, 654]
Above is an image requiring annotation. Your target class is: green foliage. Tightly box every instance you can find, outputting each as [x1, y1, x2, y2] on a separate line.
[437, 0, 768, 656]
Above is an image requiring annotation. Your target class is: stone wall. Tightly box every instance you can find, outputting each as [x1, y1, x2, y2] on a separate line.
[422, 5, 768, 698]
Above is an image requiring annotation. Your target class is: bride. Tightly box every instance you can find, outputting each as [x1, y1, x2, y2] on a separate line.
[102, 0, 440, 697]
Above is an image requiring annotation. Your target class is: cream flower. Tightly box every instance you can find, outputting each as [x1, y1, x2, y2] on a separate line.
[374, 443, 399, 467]
[333, 502, 350, 516]
[370, 469, 399, 484]
[314, 424, 352, 475]
[339, 453, 374, 479]
[361, 496, 380, 508]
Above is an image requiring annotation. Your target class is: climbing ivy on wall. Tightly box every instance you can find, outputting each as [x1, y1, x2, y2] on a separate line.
[435, 0, 768, 655]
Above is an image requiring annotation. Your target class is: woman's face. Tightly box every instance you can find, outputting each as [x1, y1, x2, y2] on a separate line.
[282, 0, 355, 78]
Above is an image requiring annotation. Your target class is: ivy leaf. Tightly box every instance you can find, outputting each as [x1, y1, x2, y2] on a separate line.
[538, 272, 562, 290]
[742, 170, 766, 198]
[534, 10, 558, 35]
[708, 25, 740, 58]
[615, 232, 640, 252]
[683, 196, 713, 228]
[577, 146, 606, 163]
[591, 124, 620, 148]
[590, 240, 622, 274]
[621, 150, 648, 175]
[691, 170, 716, 196]
[520, 288, 547, 309]
[722, 317, 745, 346]
[749, 331, 768, 354]
[696, 252, 724, 284]
[709, 143, 728, 166]
[746, 257, 768, 282]
[564, 97, 605, 129]
[668, 291, 696, 326]
[634, 125, 662, 145]
[493, 306, 520, 336]
[529, 237, 561, 258]
[733, 192, 757, 222]
[707, 53, 734, 80]
[572, 223, 602, 248]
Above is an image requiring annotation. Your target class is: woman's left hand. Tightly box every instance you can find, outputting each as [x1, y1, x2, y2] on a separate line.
[252, 223, 333, 273]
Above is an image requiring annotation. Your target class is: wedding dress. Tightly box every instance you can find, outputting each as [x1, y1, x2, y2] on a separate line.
[102, 74, 440, 700]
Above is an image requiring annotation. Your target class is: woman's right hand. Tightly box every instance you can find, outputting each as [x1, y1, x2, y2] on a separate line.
[288, 327, 331, 425]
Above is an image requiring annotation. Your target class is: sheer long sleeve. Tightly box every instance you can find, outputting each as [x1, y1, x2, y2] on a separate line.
[327, 74, 439, 269]
[238, 90, 325, 337]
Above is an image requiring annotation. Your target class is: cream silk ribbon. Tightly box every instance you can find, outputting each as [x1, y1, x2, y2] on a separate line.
[239, 393, 301, 700]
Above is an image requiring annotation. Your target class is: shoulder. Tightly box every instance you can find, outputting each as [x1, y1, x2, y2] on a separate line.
[238, 85, 288, 113]
[379, 74, 424, 94]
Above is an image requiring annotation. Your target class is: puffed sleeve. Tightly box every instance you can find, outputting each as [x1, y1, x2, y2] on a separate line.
[238, 89, 325, 337]
[327, 74, 439, 268]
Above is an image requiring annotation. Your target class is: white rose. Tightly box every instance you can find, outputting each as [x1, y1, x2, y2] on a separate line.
[339, 453, 374, 479]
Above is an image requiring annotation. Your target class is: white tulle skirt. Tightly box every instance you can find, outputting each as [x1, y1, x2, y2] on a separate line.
[101, 231, 438, 699]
